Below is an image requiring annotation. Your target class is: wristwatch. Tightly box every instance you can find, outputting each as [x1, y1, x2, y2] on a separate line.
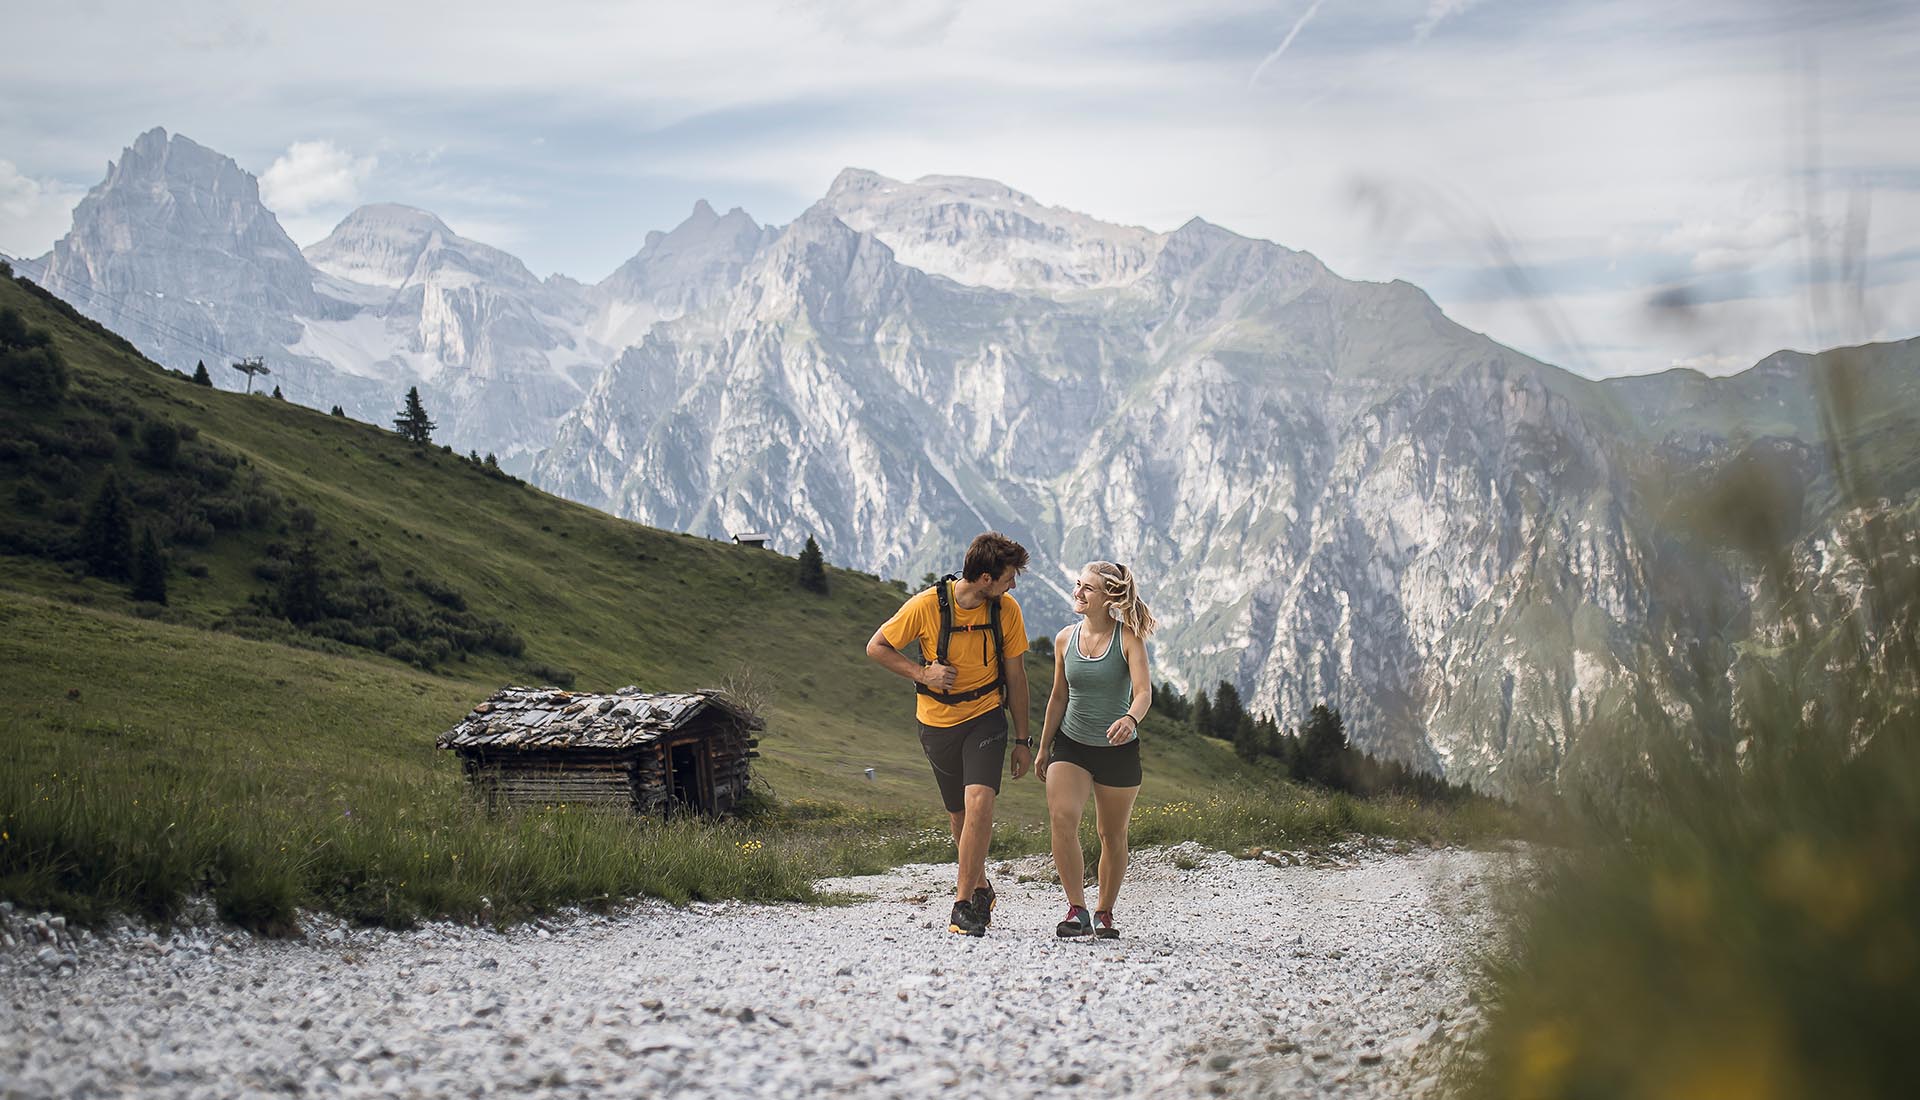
[1013, 737, 1035, 747]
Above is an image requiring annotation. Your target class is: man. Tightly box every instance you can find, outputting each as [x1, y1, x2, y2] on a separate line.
[866, 532, 1034, 936]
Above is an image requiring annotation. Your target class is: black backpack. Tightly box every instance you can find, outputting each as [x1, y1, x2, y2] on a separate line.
[915, 573, 1007, 707]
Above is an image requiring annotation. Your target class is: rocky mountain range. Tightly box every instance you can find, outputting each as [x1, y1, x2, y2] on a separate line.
[26, 129, 766, 470]
[19, 128, 1918, 793]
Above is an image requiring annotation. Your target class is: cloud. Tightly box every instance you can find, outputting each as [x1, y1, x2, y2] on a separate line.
[259, 140, 375, 216]
[1249, 0, 1329, 87]
[1, 0, 1915, 374]
[0, 161, 84, 258]
[803, 0, 965, 45]
[1659, 209, 1809, 273]
[1414, 0, 1485, 40]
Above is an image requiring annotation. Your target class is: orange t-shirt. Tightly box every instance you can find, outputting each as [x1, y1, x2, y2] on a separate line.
[880, 585, 1029, 727]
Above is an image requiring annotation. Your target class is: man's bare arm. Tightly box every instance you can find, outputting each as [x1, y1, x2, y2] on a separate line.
[866, 628, 954, 690]
[1004, 652, 1032, 779]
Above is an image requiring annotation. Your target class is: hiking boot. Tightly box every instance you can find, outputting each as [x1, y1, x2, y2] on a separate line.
[948, 897, 986, 937]
[1056, 904, 1093, 938]
[1093, 909, 1120, 939]
[970, 883, 997, 927]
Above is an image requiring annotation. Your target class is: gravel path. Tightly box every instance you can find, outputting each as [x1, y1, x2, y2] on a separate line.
[1, 843, 1504, 1099]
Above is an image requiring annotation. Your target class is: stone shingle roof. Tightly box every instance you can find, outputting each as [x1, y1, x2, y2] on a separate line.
[436, 686, 760, 752]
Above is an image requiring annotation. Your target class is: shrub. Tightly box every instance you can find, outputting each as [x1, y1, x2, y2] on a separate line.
[168, 511, 216, 547]
[63, 421, 119, 459]
[79, 473, 133, 580]
[138, 420, 180, 468]
[0, 307, 67, 405]
[130, 528, 167, 604]
[525, 663, 577, 689]
[410, 574, 468, 611]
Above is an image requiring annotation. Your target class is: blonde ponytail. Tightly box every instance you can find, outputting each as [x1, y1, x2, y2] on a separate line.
[1088, 561, 1158, 640]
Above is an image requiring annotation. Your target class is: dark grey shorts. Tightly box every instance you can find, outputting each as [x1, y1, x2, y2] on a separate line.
[918, 709, 1008, 813]
[1048, 734, 1143, 788]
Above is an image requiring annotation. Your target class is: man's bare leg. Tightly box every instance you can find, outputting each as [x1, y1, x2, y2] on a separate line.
[954, 784, 996, 899]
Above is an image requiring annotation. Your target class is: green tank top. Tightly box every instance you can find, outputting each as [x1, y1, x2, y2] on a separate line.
[1061, 623, 1134, 747]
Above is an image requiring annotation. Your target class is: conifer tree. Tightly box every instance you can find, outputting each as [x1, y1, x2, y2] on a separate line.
[392, 386, 436, 446]
[279, 538, 325, 624]
[192, 361, 212, 386]
[330, 405, 345, 417]
[1300, 704, 1349, 789]
[1152, 681, 1190, 722]
[797, 535, 829, 594]
[130, 528, 167, 604]
[1233, 710, 1260, 761]
[80, 473, 133, 580]
[1256, 714, 1282, 760]
[1191, 689, 1213, 737]
[1211, 680, 1246, 742]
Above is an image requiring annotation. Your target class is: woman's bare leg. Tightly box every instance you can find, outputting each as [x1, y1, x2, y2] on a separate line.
[1091, 782, 1141, 914]
[1046, 762, 1094, 908]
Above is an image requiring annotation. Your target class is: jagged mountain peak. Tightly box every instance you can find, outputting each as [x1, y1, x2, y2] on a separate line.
[115, 126, 223, 173]
[47, 125, 316, 320]
[89, 126, 275, 219]
[745, 203, 892, 291]
[306, 202, 535, 290]
[588, 199, 775, 351]
[602, 201, 767, 287]
[327, 202, 455, 237]
[819, 167, 1164, 292]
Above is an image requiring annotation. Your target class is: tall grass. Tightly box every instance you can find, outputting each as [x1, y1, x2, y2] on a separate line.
[0, 729, 1507, 933]
[1126, 786, 1505, 855]
[1462, 344, 1920, 1099]
[0, 734, 814, 932]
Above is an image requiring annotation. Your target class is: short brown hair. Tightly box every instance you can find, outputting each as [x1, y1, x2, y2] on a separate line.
[962, 532, 1029, 583]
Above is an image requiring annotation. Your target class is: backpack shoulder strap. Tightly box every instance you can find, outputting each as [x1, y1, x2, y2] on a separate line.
[986, 592, 1004, 669]
[933, 574, 958, 665]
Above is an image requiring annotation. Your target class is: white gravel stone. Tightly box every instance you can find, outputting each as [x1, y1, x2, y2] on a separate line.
[0, 844, 1506, 1098]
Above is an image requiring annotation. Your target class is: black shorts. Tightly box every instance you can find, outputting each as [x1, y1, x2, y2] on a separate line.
[918, 709, 1008, 813]
[1048, 734, 1142, 788]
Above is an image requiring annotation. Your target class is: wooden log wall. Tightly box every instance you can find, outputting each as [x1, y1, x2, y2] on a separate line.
[467, 749, 641, 812]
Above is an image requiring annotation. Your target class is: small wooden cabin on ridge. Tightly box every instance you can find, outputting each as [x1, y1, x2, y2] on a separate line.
[437, 686, 761, 816]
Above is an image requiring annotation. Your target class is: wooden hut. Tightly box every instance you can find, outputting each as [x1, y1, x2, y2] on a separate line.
[437, 686, 761, 816]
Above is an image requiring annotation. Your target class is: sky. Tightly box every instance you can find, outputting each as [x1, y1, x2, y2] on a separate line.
[1, 0, 1915, 379]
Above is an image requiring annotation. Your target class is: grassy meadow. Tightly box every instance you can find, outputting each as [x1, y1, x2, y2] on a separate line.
[0, 269, 1500, 932]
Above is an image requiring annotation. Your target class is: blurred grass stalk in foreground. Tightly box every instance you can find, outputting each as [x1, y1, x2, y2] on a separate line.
[1463, 63, 1919, 1099]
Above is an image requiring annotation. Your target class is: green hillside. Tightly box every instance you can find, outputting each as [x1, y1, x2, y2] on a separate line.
[0, 267, 1488, 929]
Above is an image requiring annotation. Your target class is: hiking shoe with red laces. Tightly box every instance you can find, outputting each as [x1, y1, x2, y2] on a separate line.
[1093, 909, 1119, 939]
[1056, 904, 1094, 938]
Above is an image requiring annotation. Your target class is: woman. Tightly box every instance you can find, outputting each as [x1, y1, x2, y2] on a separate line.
[1037, 560, 1157, 939]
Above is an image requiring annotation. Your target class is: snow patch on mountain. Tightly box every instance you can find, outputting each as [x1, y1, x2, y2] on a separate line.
[821, 167, 1167, 292]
